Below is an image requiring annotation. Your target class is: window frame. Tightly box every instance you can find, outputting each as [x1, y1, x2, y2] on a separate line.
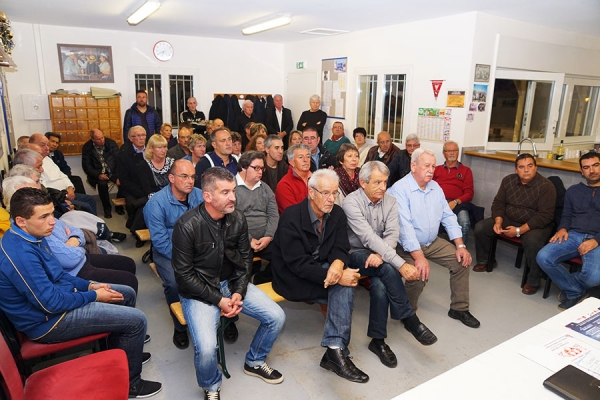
[555, 76, 600, 145]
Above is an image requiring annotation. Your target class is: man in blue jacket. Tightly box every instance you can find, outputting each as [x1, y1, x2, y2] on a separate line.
[0, 187, 161, 398]
[123, 90, 161, 142]
[144, 159, 203, 349]
[538, 151, 600, 310]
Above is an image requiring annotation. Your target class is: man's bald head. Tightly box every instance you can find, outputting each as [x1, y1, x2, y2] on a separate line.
[29, 133, 50, 157]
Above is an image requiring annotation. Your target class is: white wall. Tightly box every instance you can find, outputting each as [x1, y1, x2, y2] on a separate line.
[4, 22, 284, 176]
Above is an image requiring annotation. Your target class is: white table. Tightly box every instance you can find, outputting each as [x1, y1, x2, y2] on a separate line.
[394, 297, 600, 400]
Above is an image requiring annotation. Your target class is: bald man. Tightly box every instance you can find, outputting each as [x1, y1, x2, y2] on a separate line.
[365, 132, 400, 166]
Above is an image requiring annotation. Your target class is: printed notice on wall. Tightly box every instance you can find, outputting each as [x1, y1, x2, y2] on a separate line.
[417, 108, 452, 142]
[321, 57, 347, 119]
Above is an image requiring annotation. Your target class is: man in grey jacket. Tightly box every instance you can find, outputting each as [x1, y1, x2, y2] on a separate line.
[343, 161, 437, 368]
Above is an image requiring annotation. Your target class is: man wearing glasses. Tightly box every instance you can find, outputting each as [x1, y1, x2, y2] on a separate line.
[235, 151, 279, 284]
[537, 151, 600, 310]
[272, 169, 370, 384]
[387, 133, 420, 186]
[473, 153, 556, 296]
[433, 141, 476, 244]
[302, 127, 336, 172]
[143, 159, 203, 349]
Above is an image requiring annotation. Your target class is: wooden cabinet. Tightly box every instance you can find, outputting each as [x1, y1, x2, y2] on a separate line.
[48, 94, 123, 155]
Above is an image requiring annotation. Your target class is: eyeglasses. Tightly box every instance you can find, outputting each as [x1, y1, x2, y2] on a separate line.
[172, 174, 197, 181]
[312, 188, 339, 199]
[248, 165, 266, 172]
[131, 134, 146, 138]
[443, 149, 459, 153]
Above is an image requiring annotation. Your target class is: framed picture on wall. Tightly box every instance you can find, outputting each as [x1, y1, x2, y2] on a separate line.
[474, 64, 490, 83]
[57, 44, 114, 83]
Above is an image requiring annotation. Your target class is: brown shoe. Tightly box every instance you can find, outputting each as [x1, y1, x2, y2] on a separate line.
[473, 264, 488, 272]
[522, 283, 538, 295]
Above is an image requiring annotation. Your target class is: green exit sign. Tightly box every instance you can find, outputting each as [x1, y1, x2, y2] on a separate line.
[296, 62, 304, 69]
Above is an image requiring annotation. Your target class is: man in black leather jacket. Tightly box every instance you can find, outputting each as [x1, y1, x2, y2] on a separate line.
[171, 167, 285, 399]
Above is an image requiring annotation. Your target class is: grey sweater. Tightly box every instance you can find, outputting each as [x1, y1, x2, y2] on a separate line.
[235, 175, 279, 240]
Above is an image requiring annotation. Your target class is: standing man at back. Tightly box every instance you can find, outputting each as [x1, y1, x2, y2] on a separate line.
[265, 94, 293, 148]
[180, 97, 206, 135]
[123, 90, 161, 142]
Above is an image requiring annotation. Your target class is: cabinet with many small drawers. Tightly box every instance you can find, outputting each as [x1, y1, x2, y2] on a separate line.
[48, 94, 123, 155]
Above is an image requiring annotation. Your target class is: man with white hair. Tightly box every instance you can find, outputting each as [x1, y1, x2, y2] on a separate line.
[272, 169, 369, 383]
[388, 148, 480, 329]
[387, 133, 420, 186]
[180, 96, 207, 135]
[236, 100, 259, 149]
[297, 94, 328, 140]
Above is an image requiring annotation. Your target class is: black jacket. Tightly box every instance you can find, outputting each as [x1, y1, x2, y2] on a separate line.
[265, 107, 294, 139]
[387, 149, 411, 187]
[172, 204, 251, 306]
[116, 143, 145, 199]
[310, 145, 337, 172]
[81, 138, 120, 186]
[272, 198, 350, 301]
[49, 149, 72, 177]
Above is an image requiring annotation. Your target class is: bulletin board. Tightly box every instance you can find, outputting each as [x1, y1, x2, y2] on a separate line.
[321, 57, 347, 119]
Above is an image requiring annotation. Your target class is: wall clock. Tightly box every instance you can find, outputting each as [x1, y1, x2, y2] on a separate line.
[153, 40, 173, 61]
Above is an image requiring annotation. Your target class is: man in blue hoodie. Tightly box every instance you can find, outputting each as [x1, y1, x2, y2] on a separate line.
[123, 90, 161, 142]
[0, 187, 161, 398]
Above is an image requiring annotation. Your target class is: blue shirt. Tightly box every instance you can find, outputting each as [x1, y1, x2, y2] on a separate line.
[311, 148, 321, 168]
[387, 173, 462, 252]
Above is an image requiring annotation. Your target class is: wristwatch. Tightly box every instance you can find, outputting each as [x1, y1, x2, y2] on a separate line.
[457, 244, 467, 249]
[516, 227, 521, 238]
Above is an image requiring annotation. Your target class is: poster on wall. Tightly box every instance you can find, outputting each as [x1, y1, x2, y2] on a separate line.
[446, 90, 465, 108]
[321, 57, 347, 119]
[416, 108, 451, 142]
[474, 64, 491, 83]
[472, 84, 488, 103]
[57, 43, 114, 83]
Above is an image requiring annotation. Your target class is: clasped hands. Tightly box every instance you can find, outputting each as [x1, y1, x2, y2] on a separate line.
[218, 293, 243, 318]
[324, 260, 359, 288]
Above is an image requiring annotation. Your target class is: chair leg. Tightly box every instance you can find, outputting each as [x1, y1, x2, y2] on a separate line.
[521, 260, 529, 288]
[543, 275, 552, 299]
[515, 247, 524, 269]
[216, 316, 231, 379]
[487, 237, 498, 273]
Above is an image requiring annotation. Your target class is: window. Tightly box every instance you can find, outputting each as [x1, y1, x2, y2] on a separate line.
[356, 72, 407, 142]
[556, 79, 600, 141]
[134, 73, 194, 129]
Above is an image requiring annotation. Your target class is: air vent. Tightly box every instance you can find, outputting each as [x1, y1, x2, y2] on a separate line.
[300, 28, 349, 36]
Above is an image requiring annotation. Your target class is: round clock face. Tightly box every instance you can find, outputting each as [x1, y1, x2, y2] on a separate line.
[153, 41, 173, 61]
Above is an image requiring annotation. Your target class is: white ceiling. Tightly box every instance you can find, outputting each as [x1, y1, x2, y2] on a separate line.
[3, 0, 600, 43]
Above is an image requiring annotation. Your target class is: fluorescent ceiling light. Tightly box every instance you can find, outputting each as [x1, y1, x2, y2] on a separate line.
[127, 0, 161, 26]
[241, 13, 292, 35]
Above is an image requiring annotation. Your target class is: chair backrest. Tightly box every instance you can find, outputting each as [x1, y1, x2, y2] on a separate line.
[0, 331, 24, 400]
[547, 176, 567, 229]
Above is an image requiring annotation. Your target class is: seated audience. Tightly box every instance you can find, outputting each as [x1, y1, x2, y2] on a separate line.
[537, 152, 600, 310]
[81, 128, 120, 218]
[288, 130, 303, 147]
[16, 135, 30, 149]
[334, 143, 360, 205]
[46, 131, 86, 194]
[323, 121, 350, 156]
[144, 159, 204, 349]
[183, 134, 207, 167]
[365, 131, 400, 167]
[167, 122, 192, 160]
[432, 141, 475, 244]
[172, 168, 285, 399]
[262, 135, 288, 193]
[353, 127, 372, 167]
[246, 131, 267, 153]
[159, 122, 178, 149]
[473, 153, 556, 295]
[272, 169, 368, 383]
[231, 131, 242, 161]
[0, 187, 161, 398]
[343, 161, 437, 368]
[275, 144, 312, 214]
[139, 134, 175, 198]
[235, 151, 279, 284]
[195, 127, 238, 188]
[388, 149, 480, 328]
[303, 127, 336, 171]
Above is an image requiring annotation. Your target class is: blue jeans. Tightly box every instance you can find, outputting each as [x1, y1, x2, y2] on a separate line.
[153, 249, 186, 332]
[72, 193, 98, 215]
[314, 262, 355, 351]
[537, 231, 600, 299]
[349, 250, 414, 339]
[456, 209, 471, 245]
[40, 284, 146, 387]
[180, 281, 285, 392]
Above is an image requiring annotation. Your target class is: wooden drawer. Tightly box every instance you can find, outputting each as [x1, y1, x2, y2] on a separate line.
[77, 120, 88, 131]
[64, 108, 76, 119]
[110, 119, 120, 129]
[75, 97, 87, 107]
[98, 99, 108, 107]
[109, 108, 119, 118]
[65, 120, 77, 131]
[53, 108, 64, 119]
[98, 109, 109, 118]
[88, 120, 99, 130]
[64, 132, 77, 142]
[86, 97, 98, 107]
[63, 97, 75, 107]
[99, 119, 110, 130]
[76, 108, 87, 119]
[53, 120, 65, 131]
[50, 96, 63, 108]
[108, 98, 119, 107]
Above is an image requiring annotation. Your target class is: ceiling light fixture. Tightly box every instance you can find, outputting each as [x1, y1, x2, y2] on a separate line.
[127, 0, 161, 26]
[241, 13, 292, 35]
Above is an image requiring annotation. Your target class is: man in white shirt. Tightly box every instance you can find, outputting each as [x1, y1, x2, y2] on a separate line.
[29, 133, 97, 215]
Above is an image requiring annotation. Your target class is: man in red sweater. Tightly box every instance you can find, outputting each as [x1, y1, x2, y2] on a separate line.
[432, 141, 474, 244]
[275, 144, 312, 214]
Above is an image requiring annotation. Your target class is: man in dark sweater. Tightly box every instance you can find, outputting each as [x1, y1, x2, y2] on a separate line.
[473, 154, 556, 295]
[538, 152, 600, 310]
[262, 135, 288, 192]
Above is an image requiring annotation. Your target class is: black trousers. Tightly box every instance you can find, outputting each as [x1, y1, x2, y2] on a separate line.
[77, 253, 138, 293]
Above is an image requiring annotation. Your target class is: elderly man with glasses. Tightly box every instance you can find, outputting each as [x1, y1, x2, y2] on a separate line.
[143, 159, 203, 349]
[473, 153, 556, 296]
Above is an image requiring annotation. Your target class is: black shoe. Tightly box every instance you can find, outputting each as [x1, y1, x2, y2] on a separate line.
[368, 340, 397, 368]
[144, 334, 151, 344]
[104, 209, 112, 219]
[142, 352, 151, 365]
[204, 388, 220, 400]
[243, 362, 284, 384]
[223, 322, 238, 343]
[136, 239, 146, 248]
[173, 329, 189, 349]
[405, 323, 438, 346]
[320, 347, 369, 383]
[448, 309, 481, 328]
[558, 292, 589, 311]
[110, 232, 127, 243]
[129, 379, 162, 398]
[115, 206, 125, 215]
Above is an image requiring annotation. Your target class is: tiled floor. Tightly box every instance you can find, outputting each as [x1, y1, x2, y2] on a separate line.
[104, 205, 563, 400]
